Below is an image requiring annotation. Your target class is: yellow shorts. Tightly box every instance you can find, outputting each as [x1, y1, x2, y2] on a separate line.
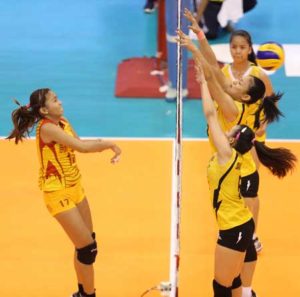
[43, 183, 85, 216]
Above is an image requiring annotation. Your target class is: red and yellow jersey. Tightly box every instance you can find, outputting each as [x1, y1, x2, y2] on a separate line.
[207, 149, 252, 230]
[222, 63, 266, 142]
[36, 118, 81, 191]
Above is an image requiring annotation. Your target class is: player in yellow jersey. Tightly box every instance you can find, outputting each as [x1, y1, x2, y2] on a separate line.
[7, 88, 121, 297]
[196, 61, 296, 297]
[181, 10, 285, 297]
[220, 30, 274, 296]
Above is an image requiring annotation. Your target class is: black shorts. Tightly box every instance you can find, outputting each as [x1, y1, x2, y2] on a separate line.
[217, 219, 255, 252]
[244, 239, 257, 262]
[240, 171, 259, 198]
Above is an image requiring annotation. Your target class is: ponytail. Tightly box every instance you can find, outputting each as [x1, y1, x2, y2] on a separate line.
[7, 88, 50, 144]
[254, 92, 284, 129]
[254, 141, 297, 178]
[7, 100, 38, 144]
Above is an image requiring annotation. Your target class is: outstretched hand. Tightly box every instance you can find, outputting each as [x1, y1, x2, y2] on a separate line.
[183, 8, 202, 34]
[176, 29, 198, 53]
[110, 145, 121, 164]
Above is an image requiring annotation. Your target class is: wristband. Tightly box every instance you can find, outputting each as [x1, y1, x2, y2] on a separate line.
[197, 30, 206, 41]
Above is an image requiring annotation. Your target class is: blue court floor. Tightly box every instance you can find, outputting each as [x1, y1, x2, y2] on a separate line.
[0, 0, 299, 139]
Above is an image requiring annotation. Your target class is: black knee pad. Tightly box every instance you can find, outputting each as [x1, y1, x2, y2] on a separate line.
[245, 240, 257, 262]
[231, 275, 241, 289]
[77, 241, 98, 265]
[213, 279, 232, 297]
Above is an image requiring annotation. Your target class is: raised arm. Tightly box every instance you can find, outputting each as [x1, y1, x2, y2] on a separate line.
[40, 123, 121, 163]
[195, 63, 232, 164]
[183, 8, 230, 90]
[177, 29, 239, 122]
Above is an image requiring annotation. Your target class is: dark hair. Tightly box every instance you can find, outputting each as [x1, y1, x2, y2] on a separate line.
[233, 125, 255, 154]
[233, 125, 297, 178]
[7, 88, 51, 144]
[254, 141, 297, 178]
[254, 92, 284, 129]
[246, 76, 266, 104]
[230, 30, 257, 65]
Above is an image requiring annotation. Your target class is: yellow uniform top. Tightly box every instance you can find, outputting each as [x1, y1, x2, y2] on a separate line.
[207, 150, 252, 230]
[208, 102, 256, 176]
[222, 63, 266, 142]
[36, 118, 81, 191]
[208, 100, 246, 151]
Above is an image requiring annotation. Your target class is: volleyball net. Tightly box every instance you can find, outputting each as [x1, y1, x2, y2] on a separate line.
[141, 1, 189, 297]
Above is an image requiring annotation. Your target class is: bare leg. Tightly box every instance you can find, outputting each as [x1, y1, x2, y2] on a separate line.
[73, 198, 94, 289]
[241, 261, 256, 287]
[55, 201, 95, 295]
[214, 244, 245, 296]
[232, 286, 242, 297]
[241, 198, 259, 295]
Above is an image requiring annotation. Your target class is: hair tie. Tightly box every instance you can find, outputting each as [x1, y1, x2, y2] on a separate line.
[13, 98, 31, 110]
[235, 132, 241, 141]
[13, 98, 21, 106]
[251, 138, 256, 144]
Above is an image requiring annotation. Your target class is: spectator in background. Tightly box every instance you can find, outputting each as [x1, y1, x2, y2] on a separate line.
[195, 0, 257, 39]
[144, 0, 158, 13]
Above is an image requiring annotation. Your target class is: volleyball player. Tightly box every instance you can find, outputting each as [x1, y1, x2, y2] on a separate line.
[181, 9, 279, 237]
[177, 26, 283, 297]
[195, 61, 296, 297]
[182, 12, 284, 296]
[7, 88, 121, 297]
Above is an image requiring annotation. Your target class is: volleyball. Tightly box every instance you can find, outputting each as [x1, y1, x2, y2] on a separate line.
[256, 42, 285, 71]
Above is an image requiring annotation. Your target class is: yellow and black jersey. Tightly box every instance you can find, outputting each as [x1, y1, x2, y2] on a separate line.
[207, 150, 252, 230]
[208, 100, 247, 153]
[222, 63, 266, 142]
[36, 118, 81, 191]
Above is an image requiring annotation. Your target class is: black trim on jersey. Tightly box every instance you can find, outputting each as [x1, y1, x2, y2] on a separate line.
[213, 152, 239, 217]
[236, 104, 245, 125]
